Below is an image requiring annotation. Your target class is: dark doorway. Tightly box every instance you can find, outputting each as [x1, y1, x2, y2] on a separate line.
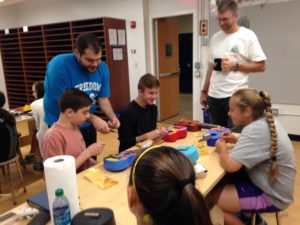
[179, 33, 193, 93]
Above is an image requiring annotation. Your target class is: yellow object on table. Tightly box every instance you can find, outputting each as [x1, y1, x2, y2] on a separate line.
[194, 141, 210, 156]
[23, 104, 31, 112]
[84, 168, 118, 189]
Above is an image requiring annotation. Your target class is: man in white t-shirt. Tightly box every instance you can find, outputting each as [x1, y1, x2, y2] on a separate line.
[200, 0, 266, 128]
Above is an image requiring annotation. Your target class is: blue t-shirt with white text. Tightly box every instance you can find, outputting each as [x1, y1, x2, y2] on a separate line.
[43, 53, 110, 127]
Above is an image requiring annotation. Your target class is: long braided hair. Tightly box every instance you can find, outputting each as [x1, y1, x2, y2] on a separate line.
[232, 88, 278, 182]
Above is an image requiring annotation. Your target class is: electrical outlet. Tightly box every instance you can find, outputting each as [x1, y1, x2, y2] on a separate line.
[271, 108, 278, 116]
[200, 20, 208, 36]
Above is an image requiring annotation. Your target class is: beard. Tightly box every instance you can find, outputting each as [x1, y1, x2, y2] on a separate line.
[78, 59, 97, 72]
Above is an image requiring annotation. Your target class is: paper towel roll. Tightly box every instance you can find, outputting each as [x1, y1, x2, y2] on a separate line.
[44, 155, 80, 224]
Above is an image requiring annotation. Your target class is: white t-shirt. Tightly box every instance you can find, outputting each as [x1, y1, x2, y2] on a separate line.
[208, 27, 267, 98]
[31, 98, 48, 157]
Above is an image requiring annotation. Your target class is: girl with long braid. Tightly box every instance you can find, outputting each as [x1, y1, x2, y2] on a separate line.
[215, 88, 296, 225]
[127, 146, 213, 225]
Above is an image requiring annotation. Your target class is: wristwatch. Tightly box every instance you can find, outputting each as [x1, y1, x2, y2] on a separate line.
[234, 62, 240, 71]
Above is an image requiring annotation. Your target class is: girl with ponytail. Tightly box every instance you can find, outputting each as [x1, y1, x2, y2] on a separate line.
[127, 146, 213, 225]
[215, 88, 296, 225]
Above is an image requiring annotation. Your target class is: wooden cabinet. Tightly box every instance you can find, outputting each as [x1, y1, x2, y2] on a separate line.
[0, 17, 130, 114]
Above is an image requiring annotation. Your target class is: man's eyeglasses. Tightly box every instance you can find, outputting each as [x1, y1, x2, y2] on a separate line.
[217, 15, 234, 22]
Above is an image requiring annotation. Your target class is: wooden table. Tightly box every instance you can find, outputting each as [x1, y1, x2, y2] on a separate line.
[0, 131, 226, 225]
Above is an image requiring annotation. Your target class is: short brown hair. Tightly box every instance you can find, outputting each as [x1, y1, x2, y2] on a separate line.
[218, 0, 238, 14]
[138, 73, 160, 91]
[75, 32, 102, 55]
[59, 88, 92, 113]
[33, 80, 44, 99]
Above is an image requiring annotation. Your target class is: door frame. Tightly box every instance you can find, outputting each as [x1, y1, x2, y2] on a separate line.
[149, 10, 202, 121]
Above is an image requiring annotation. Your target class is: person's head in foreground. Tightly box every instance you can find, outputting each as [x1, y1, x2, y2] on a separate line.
[128, 146, 213, 225]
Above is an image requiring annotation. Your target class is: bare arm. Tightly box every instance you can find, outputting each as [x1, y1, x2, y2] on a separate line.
[135, 129, 163, 143]
[215, 139, 242, 173]
[98, 97, 120, 129]
[222, 59, 266, 74]
[200, 63, 214, 107]
[88, 114, 110, 133]
[75, 142, 104, 169]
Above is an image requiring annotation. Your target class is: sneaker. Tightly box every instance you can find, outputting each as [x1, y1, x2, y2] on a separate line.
[235, 212, 268, 225]
[235, 211, 251, 224]
[33, 161, 44, 171]
[22, 154, 36, 164]
[255, 213, 268, 225]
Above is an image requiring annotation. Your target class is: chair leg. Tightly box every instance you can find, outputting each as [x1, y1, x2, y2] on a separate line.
[1, 165, 6, 175]
[17, 147, 26, 169]
[276, 212, 281, 225]
[6, 164, 17, 205]
[251, 213, 256, 225]
[15, 160, 27, 193]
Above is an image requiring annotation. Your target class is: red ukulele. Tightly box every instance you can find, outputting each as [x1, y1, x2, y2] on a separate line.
[162, 126, 188, 142]
[174, 117, 219, 132]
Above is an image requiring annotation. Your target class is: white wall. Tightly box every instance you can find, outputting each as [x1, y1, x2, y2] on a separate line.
[241, 1, 300, 135]
[0, 5, 18, 108]
[0, 0, 147, 102]
[178, 14, 193, 34]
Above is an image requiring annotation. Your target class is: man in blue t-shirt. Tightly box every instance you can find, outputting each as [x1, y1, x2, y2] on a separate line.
[44, 32, 120, 148]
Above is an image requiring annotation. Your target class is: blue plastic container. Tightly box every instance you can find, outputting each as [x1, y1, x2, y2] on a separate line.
[175, 145, 199, 165]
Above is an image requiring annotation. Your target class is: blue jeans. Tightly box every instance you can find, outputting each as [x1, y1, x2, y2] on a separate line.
[207, 96, 233, 128]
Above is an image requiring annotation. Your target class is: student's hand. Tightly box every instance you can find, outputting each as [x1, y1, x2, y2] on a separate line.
[220, 132, 237, 144]
[86, 142, 105, 157]
[145, 129, 163, 140]
[92, 116, 110, 133]
[108, 117, 120, 129]
[215, 139, 227, 154]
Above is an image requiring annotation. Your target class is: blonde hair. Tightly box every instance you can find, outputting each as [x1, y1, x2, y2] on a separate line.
[232, 88, 278, 182]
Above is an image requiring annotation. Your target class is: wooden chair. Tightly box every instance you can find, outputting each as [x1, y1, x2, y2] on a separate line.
[17, 132, 26, 169]
[251, 211, 281, 225]
[0, 155, 27, 204]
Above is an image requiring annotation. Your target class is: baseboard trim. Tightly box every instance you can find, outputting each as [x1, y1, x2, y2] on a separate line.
[288, 134, 300, 141]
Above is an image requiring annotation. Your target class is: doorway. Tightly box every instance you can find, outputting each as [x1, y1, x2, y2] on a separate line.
[154, 14, 193, 122]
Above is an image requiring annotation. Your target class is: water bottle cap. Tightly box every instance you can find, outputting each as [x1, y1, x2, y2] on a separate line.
[55, 188, 64, 197]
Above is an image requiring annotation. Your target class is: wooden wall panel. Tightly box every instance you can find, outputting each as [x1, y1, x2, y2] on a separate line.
[0, 17, 130, 114]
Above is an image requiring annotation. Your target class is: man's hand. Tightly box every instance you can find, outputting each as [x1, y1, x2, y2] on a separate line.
[108, 117, 120, 129]
[90, 115, 110, 133]
[221, 58, 235, 74]
[86, 141, 105, 158]
[200, 92, 208, 108]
